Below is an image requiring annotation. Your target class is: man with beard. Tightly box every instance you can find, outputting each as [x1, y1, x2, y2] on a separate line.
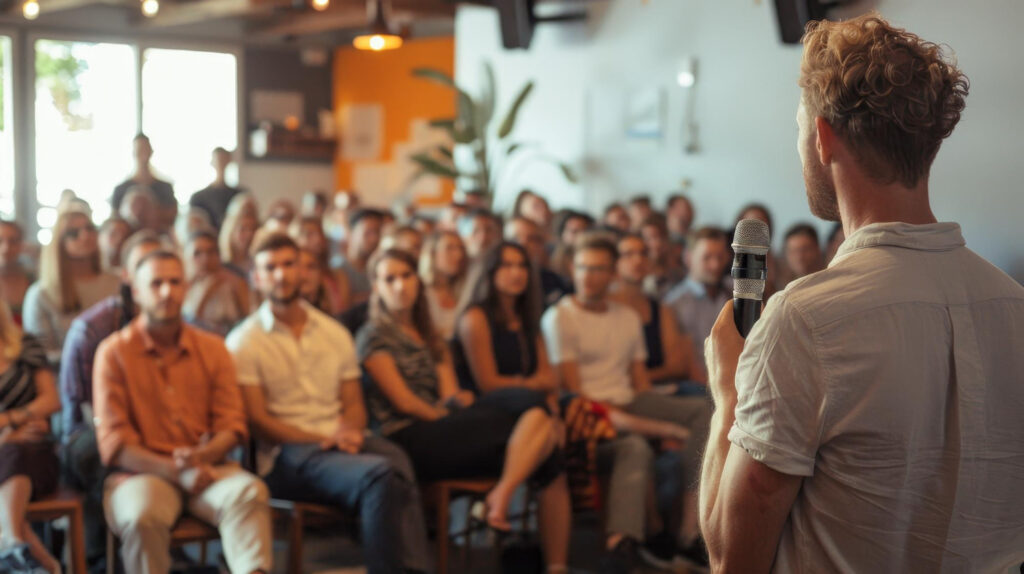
[226, 232, 431, 574]
[93, 250, 273, 573]
[699, 14, 1024, 572]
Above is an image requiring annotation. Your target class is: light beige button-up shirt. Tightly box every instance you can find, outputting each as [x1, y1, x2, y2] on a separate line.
[729, 222, 1024, 572]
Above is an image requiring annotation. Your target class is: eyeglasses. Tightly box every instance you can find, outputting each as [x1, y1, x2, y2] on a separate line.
[64, 224, 97, 240]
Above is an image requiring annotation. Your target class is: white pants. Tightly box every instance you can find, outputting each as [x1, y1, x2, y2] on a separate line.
[103, 465, 272, 574]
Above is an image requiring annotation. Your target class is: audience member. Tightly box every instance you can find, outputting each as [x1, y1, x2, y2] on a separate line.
[409, 215, 437, 238]
[0, 304, 61, 573]
[0, 221, 34, 326]
[296, 250, 332, 314]
[438, 203, 468, 233]
[189, 147, 242, 231]
[111, 134, 177, 231]
[824, 221, 845, 264]
[541, 233, 710, 571]
[460, 189, 491, 210]
[227, 233, 431, 574]
[381, 225, 424, 261]
[627, 195, 653, 231]
[118, 187, 160, 232]
[602, 204, 631, 233]
[324, 190, 359, 249]
[610, 234, 696, 387]
[640, 214, 686, 299]
[333, 208, 384, 308]
[664, 226, 730, 383]
[290, 217, 350, 314]
[183, 230, 250, 336]
[23, 209, 120, 363]
[512, 189, 553, 233]
[457, 208, 502, 260]
[782, 223, 824, 285]
[381, 211, 398, 238]
[265, 199, 297, 231]
[59, 230, 164, 567]
[301, 190, 330, 219]
[220, 193, 260, 279]
[93, 250, 272, 573]
[358, 248, 570, 571]
[549, 211, 594, 282]
[98, 217, 132, 273]
[505, 216, 571, 308]
[419, 231, 468, 340]
[665, 194, 695, 243]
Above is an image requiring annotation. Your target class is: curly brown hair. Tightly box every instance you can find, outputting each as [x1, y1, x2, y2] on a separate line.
[799, 13, 969, 188]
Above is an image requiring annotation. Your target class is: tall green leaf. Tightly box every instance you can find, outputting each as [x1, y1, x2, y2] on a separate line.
[413, 67, 478, 141]
[437, 145, 454, 159]
[476, 62, 497, 131]
[558, 162, 579, 184]
[497, 81, 534, 139]
[410, 153, 460, 179]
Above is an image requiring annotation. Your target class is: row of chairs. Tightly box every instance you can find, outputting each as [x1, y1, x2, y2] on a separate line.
[28, 478, 505, 574]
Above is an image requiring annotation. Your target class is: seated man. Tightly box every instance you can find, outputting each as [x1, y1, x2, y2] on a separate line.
[93, 250, 272, 574]
[542, 233, 711, 572]
[226, 232, 430, 574]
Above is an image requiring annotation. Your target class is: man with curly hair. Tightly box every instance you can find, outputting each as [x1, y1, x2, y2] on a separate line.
[699, 13, 1024, 572]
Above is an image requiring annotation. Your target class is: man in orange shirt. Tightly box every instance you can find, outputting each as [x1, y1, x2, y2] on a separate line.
[93, 250, 272, 574]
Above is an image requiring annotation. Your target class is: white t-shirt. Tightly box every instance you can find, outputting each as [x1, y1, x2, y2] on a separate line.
[541, 297, 647, 406]
[226, 300, 361, 475]
[729, 222, 1024, 572]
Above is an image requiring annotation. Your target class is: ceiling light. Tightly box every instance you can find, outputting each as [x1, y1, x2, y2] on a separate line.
[353, 0, 404, 51]
[311, 0, 329, 11]
[141, 0, 159, 17]
[23, 0, 40, 20]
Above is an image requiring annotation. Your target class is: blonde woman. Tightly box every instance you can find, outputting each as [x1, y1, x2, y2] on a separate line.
[23, 209, 119, 362]
[418, 230, 468, 340]
[0, 301, 62, 573]
[219, 193, 259, 280]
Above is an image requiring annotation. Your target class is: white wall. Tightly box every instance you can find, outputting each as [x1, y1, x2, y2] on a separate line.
[455, 0, 1024, 281]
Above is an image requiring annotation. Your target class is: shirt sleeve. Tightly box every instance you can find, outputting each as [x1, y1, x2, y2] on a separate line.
[335, 325, 362, 382]
[93, 336, 142, 466]
[225, 328, 261, 387]
[628, 310, 648, 363]
[206, 340, 250, 444]
[22, 283, 59, 362]
[727, 294, 826, 477]
[541, 305, 577, 364]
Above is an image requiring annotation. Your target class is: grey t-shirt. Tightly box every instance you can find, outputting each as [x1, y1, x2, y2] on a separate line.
[356, 320, 440, 436]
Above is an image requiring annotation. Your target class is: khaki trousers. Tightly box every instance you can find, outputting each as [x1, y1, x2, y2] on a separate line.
[103, 465, 272, 574]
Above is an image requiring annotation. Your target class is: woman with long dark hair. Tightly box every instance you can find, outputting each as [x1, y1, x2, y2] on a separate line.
[358, 249, 571, 573]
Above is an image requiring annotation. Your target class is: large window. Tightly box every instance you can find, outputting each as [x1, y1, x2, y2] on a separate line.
[34, 39, 137, 241]
[0, 36, 13, 219]
[141, 48, 238, 203]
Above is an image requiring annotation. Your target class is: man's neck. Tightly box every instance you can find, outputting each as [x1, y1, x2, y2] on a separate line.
[611, 279, 644, 300]
[211, 171, 227, 187]
[133, 164, 154, 182]
[143, 316, 182, 348]
[835, 166, 937, 238]
[271, 300, 307, 338]
[573, 293, 609, 312]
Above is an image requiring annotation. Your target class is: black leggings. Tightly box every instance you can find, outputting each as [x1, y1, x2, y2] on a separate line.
[389, 388, 561, 487]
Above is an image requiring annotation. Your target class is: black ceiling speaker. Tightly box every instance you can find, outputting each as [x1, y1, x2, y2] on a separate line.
[773, 0, 845, 44]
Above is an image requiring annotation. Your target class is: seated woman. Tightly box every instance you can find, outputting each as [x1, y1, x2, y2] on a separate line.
[452, 242, 559, 407]
[290, 217, 349, 314]
[0, 303, 61, 573]
[609, 233, 700, 389]
[23, 208, 120, 363]
[418, 231, 468, 341]
[219, 193, 260, 279]
[358, 249, 571, 572]
[0, 221, 34, 326]
[183, 230, 250, 336]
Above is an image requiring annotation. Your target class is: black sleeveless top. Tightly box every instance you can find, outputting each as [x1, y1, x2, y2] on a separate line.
[642, 298, 665, 370]
[452, 307, 538, 394]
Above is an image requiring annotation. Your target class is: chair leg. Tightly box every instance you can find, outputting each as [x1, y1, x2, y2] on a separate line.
[436, 488, 450, 574]
[69, 506, 88, 574]
[106, 530, 115, 574]
[287, 509, 304, 574]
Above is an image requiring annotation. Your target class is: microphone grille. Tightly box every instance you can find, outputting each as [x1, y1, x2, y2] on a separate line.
[732, 219, 770, 255]
[734, 277, 766, 300]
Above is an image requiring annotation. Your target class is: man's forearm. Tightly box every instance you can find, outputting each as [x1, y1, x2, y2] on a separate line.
[197, 430, 241, 465]
[115, 444, 178, 483]
[699, 394, 737, 562]
[252, 416, 328, 445]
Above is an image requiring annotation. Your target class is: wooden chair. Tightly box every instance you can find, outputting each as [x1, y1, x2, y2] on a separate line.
[270, 499, 350, 574]
[105, 514, 220, 574]
[421, 478, 500, 574]
[26, 488, 88, 574]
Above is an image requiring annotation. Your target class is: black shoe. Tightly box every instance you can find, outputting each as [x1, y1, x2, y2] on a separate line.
[675, 537, 710, 573]
[600, 537, 643, 574]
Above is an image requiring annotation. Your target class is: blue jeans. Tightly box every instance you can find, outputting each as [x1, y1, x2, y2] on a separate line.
[263, 436, 431, 574]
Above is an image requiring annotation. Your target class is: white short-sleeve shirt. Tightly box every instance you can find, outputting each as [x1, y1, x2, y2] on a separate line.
[729, 222, 1024, 572]
[226, 300, 361, 475]
[541, 297, 647, 406]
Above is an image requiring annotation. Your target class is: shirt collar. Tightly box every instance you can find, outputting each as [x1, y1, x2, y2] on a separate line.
[830, 222, 965, 267]
[130, 316, 195, 357]
[257, 299, 318, 335]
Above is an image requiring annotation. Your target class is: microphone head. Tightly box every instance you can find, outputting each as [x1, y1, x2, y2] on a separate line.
[732, 219, 770, 256]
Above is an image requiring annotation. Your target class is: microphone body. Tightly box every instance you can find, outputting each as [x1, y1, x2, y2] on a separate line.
[731, 220, 771, 338]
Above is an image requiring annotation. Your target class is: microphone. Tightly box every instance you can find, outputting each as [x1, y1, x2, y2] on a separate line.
[731, 219, 770, 337]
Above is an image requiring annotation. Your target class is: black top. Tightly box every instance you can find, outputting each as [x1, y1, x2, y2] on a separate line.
[642, 297, 664, 370]
[111, 178, 176, 211]
[0, 335, 48, 413]
[452, 307, 538, 394]
[540, 268, 572, 308]
[190, 185, 243, 230]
